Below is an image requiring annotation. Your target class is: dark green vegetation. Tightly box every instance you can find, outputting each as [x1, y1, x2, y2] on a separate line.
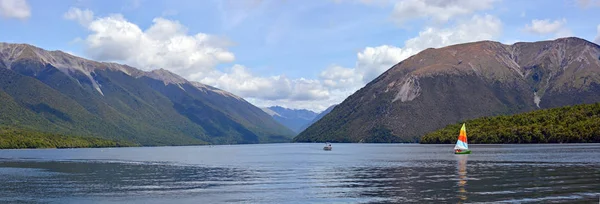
[421, 103, 600, 143]
[0, 126, 135, 149]
[0, 43, 294, 146]
[296, 37, 600, 143]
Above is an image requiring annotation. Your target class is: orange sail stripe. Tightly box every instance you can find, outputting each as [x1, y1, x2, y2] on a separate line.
[458, 131, 467, 143]
[458, 124, 468, 143]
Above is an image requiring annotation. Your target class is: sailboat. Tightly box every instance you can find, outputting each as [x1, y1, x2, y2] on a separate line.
[454, 123, 471, 154]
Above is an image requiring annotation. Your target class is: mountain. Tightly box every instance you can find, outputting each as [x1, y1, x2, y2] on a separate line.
[297, 104, 337, 132]
[0, 42, 295, 145]
[262, 106, 317, 133]
[295, 37, 600, 143]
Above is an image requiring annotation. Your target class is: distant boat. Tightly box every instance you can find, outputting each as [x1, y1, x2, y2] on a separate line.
[454, 123, 471, 154]
[323, 142, 332, 151]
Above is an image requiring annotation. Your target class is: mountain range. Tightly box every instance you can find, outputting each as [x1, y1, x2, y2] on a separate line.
[0, 42, 295, 145]
[297, 105, 337, 132]
[261, 106, 317, 134]
[295, 37, 600, 143]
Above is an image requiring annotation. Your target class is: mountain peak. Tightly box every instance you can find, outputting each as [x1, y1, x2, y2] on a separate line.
[0, 42, 295, 145]
[145, 68, 189, 85]
[296, 37, 600, 143]
[0, 42, 237, 99]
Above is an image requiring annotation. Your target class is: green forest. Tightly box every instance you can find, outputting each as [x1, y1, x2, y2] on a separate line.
[420, 103, 600, 144]
[0, 126, 137, 149]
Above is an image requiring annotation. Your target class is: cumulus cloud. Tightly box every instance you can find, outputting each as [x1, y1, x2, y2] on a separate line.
[356, 45, 414, 83]
[319, 65, 361, 89]
[524, 18, 572, 38]
[67, 9, 330, 104]
[391, 0, 497, 25]
[63, 7, 94, 26]
[305, 14, 503, 110]
[0, 0, 30, 19]
[70, 13, 235, 78]
[199, 65, 329, 101]
[67, 6, 503, 112]
[321, 14, 502, 87]
[407, 14, 502, 50]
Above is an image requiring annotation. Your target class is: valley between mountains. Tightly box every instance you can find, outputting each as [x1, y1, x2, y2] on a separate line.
[2, 37, 600, 147]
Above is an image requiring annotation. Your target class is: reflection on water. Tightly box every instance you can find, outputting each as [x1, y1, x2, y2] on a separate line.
[456, 155, 468, 203]
[0, 144, 598, 203]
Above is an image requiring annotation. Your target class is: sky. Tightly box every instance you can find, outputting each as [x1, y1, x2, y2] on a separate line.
[1, 0, 600, 112]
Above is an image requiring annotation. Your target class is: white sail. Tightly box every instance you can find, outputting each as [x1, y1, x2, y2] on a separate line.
[454, 140, 468, 150]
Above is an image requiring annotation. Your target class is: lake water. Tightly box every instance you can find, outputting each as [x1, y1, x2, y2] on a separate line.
[0, 143, 598, 203]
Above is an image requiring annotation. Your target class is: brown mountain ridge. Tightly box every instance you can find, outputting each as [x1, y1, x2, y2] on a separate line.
[294, 37, 600, 143]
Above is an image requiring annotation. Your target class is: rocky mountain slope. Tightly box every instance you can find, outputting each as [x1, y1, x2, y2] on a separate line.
[295, 37, 600, 143]
[0, 42, 294, 145]
[262, 106, 317, 134]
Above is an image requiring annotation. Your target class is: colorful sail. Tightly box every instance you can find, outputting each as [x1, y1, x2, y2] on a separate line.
[454, 123, 468, 150]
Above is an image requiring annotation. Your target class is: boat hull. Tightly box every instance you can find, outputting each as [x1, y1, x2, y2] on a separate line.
[454, 150, 471, 154]
[323, 147, 332, 151]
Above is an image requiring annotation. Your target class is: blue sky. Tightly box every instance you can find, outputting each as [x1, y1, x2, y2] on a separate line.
[1, 0, 600, 111]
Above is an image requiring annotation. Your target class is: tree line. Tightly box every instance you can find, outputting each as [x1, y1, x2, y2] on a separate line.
[0, 126, 137, 149]
[420, 103, 600, 144]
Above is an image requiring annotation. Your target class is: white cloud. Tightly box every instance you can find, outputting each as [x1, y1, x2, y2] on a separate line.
[391, 0, 497, 25]
[67, 6, 503, 111]
[334, 14, 502, 85]
[71, 13, 235, 78]
[0, 0, 30, 20]
[68, 8, 336, 109]
[524, 18, 572, 38]
[319, 65, 361, 89]
[63, 7, 94, 26]
[405, 14, 502, 51]
[356, 45, 414, 83]
[198, 65, 329, 101]
[595, 24, 600, 44]
[246, 88, 348, 112]
[309, 14, 503, 110]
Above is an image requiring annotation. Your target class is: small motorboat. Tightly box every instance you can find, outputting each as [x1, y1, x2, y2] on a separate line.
[323, 142, 332, 151]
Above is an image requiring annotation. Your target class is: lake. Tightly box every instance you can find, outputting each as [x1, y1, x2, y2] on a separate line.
[0, 143, 598, 203]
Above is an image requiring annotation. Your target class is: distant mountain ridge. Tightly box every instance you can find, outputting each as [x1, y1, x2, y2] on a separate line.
[295, 37, 600, 143]
[262, 106, 317, 133]
[0, 42, 295, 145]
[298, 104, 337, 132]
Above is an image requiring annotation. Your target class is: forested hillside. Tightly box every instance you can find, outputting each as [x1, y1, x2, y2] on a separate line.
[421, 103, 600, 144]
[0, 126, 136, 149]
